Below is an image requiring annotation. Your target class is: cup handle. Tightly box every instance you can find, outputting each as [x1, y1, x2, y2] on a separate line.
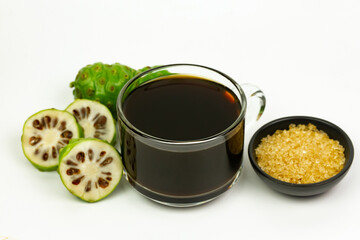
[240, 83, 266, 124]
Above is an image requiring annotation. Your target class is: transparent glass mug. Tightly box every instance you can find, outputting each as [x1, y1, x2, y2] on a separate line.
[117, 64, 265, 207]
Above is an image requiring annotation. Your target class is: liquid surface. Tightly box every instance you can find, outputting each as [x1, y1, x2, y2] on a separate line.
[122, 75, 241, 140]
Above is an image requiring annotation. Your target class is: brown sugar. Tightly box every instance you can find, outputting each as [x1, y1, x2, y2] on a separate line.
[255, 123, 345, 184]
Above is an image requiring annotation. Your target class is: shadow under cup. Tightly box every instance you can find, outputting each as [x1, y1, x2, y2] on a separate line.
[117, 64, 250, 207]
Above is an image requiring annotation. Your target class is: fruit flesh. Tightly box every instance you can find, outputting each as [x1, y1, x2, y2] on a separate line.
[21, 109, 82, 171]
[66, 99, 116, 145]
[58, 138, 123, 202]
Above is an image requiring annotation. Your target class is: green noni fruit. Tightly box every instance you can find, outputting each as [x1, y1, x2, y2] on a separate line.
[21, 109, 83, 171]
[65, 99, 116, 145]
[58, 138, 123, 202]
[70, 63, 137, 117]
[135, 65, 172, 84]
[124, 65, 173, 97]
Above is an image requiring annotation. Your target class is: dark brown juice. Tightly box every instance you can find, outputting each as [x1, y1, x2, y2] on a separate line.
[120, 75, 244, 204]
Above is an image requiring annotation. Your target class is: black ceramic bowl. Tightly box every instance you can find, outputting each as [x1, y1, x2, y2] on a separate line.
[248, 116, 354, 197]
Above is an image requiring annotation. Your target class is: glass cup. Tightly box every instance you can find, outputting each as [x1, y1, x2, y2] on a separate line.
[117, 64, 265, 207]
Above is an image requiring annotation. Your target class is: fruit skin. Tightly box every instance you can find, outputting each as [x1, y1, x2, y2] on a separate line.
[135, 66, 156, 75]
[135, 65, 172, 85]
[58, 138, 123, 203]
[70, 63, 137, 118]
[70, 63, 172, 118]
[65, 99, 117, 145]
[21, 109, 84, 172]
[124, 65, 173, 97]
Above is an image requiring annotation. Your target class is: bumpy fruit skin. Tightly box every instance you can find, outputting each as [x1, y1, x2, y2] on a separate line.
[70, 63, 137, 117]
[135, 65, 172, 84]
[135, 66, 156, 75]
[124, 65, 172, 96]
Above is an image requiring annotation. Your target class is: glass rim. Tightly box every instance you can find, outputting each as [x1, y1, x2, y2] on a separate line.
[116, 63, 247, 146]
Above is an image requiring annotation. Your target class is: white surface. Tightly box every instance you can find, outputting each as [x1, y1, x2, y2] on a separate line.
[1, 0, 359, 239]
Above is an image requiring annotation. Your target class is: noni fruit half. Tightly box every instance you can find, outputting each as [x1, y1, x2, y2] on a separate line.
[21, 109, 83, 171]
[58, 138, 123, 202]
[65, 99, 116, 145]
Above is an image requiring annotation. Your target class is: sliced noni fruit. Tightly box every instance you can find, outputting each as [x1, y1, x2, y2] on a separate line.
[21, 109, 83, 171]
[65, 99, 116, 145]
[58, 138, 123, 202]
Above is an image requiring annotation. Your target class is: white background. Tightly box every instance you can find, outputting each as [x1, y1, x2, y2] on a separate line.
[1, 0, 359, 239]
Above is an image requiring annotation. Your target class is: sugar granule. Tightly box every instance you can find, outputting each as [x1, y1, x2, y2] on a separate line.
[255, 123, 345, 184]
